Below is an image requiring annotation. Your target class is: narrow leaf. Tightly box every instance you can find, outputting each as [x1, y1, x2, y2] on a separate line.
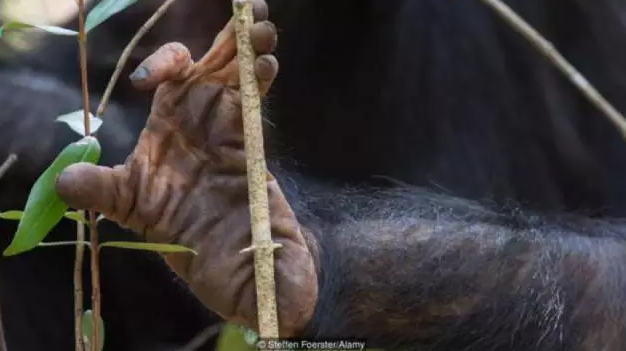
[0, 211, 23, 220]
[85, 0, 139, 33]
[64, 211, 88, 225]
[82, 310, 105, 351]
[99, 241, 198, 255]
[56, 110, 103, 136]
[0, 22, 77, 37]
[3, 137, 102, 256]
[217, 324, 256, 351]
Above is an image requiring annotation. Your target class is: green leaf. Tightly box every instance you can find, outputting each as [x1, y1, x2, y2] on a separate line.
[0, 210, 23, 220]
[3, 136, 102, 256]
[217, 324, 256, 351]
[85, 0, 139, 33]
[99, 241, 198, 255]
[56, 110, 103, 136]
[243, 328, 259, 346]
[64, 211, 88, 225]
[0, 21, 78, 37]
[82, 310, 105, 351]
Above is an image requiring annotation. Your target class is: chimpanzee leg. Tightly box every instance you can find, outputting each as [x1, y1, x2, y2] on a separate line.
[276, 176, 626, 351]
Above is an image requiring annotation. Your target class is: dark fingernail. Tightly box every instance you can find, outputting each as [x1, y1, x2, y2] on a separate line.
[129, 66, 150, 81]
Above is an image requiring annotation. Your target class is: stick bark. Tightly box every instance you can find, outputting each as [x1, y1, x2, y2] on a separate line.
[232, 0, 281, 340]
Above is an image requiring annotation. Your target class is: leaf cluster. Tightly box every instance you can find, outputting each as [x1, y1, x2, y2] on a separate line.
[0, 0, 195, 260]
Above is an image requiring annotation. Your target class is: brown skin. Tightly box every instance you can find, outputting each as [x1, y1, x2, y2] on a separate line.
[55, 0, 318, 337]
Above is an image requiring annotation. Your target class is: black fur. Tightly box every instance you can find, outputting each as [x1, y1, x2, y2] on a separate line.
[267, 1, 626, 349]
[267, 0, 626, 214]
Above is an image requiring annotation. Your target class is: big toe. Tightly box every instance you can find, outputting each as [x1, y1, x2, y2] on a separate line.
[56, 163, 121, 217]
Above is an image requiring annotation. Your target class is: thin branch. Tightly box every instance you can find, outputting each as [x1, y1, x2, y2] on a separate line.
[0, 300, 8, 351]
[75, 0, 91, 348]
[74, 1, 182, 350]
[479, 0, 626, 142]
[95, 0, 180, 118]
[39, 240, 92, 248]
[73, 213, 86, 351]
[232, 0, 282, 339]
[0, 154, 17, 180]
[76, 0, 91, 135]
[177, 324, 222, 351]
[88, 211, 100, 351]
[75, 0, 101, 350]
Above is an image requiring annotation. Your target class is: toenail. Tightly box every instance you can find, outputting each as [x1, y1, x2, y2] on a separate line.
[129, 66, 150, 81]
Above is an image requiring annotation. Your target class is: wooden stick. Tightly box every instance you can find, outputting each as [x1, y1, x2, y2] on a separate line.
[232, 0, 281, 339]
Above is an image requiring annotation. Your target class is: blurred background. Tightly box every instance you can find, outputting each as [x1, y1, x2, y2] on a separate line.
[1, 0, 80, 25]
[0, 0, 81, 51]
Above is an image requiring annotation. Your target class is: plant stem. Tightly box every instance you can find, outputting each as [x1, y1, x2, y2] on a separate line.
[76, 0, 90, 135]
[75, 0, 101, 350]
[39, 240, 91, 248]
[0, 300, 8, 351]
[0, 154, 17, 180]
[178, 324, 222, 351]
[74, 212, 86, 351]
[75, 0, 90, 349]
[95, 0, 180, 118]
[88, 211, 100, 351]
[232, 0, 281, 339]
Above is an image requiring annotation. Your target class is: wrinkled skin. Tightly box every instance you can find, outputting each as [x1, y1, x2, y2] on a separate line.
[55, 1, 317, 337]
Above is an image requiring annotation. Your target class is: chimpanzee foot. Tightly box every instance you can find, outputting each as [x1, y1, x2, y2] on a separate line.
[55, 0, 317, 337]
